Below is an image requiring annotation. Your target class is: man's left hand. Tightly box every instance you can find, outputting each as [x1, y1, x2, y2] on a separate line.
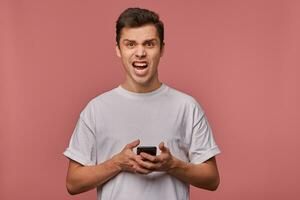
[135, 142, 175, 172]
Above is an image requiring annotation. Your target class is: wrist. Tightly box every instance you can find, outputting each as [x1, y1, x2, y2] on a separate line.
[110, 154, 122, 172]
[167, 156, 188, 174]
[167, 156, 179, 173]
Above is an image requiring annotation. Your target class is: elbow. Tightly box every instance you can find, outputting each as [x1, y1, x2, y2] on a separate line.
[66, 181, 80, 195]
[207, 175, 220, 191]
[66, 182, 76, 195]
[194, 174, 220, 191]
[208, 181, 219, 191]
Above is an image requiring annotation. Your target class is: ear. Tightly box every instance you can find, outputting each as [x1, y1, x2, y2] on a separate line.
[160, 43, 165, 57]
[116, 45, 121, 58]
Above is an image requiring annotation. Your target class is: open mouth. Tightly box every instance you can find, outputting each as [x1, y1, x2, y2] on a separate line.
[132, 61, 148, 70]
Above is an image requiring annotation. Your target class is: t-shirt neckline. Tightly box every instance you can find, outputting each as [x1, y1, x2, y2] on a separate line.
[115, 83, 168, 99]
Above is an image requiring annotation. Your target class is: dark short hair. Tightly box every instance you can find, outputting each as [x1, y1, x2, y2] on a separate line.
[116, 7, 164, 49]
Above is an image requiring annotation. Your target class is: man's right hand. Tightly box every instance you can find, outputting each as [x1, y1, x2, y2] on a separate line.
[112, 139, 152, 175]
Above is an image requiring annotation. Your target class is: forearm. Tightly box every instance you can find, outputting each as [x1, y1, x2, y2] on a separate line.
[67, 158, 121, 195]
[167, 157, 220, 191]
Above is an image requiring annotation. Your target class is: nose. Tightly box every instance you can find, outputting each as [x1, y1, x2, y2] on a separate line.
[135, 45, 146, 58]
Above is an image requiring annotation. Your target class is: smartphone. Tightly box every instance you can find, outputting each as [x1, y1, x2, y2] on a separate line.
[137, 146, 157, 156]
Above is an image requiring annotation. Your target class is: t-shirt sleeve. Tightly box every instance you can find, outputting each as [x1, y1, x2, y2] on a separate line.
[188, 100, 221, 164]
[63, 104, 97, 166]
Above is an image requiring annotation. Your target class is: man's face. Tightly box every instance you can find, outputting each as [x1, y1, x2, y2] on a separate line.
[116, 24, 164, 87]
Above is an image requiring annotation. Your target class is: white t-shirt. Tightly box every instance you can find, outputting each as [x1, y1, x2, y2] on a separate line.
[63, 83, 221, 200]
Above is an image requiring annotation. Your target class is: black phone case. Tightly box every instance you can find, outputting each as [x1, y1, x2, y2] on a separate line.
[137, 146, 157, 156]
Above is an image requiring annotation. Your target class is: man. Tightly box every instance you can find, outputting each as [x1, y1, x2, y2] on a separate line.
[63, 7, 221, 200]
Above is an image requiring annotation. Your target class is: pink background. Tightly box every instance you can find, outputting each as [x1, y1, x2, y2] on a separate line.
[1, 0, 300, 199]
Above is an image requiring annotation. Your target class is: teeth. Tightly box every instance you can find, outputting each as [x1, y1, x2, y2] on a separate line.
[133, 62, 147, 67]
[135, 63, 146, 66]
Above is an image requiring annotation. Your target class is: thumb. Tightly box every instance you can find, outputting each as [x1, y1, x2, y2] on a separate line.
[159, 141, 168, 152]
[125, 139, 140, 150]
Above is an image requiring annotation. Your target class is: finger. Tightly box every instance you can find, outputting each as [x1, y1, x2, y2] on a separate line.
[133, 164, 152, 174]
[159, 141, 168, 152]
[140, 152, 160, 162]
[136, 158, 156, 170]
[136, 154, 143, 160]
[128, 160, 136, 168]
[129, 154, 142, 162]
[136, 168, 151, 174]
[128, 152, 139, 160]
[125, 139, 140, 149]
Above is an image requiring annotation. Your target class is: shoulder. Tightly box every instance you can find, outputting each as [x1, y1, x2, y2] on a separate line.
[79, 86, 118, 119]
[167, 84, 205, 114]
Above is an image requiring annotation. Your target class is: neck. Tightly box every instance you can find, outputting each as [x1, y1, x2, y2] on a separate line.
[120, 79, 162, 93]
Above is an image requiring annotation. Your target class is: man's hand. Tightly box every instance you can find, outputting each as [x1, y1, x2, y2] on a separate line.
[135, 141, 220, 191]
[136, 142, 175, 172]
[112, 139, 152, 174]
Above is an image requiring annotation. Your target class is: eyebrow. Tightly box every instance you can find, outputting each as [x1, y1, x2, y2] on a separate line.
[122, 38, 158, 43]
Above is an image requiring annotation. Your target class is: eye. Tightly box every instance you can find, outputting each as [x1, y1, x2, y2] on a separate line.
[145, 41, 154, 47]
[127, 42, 135, 47]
